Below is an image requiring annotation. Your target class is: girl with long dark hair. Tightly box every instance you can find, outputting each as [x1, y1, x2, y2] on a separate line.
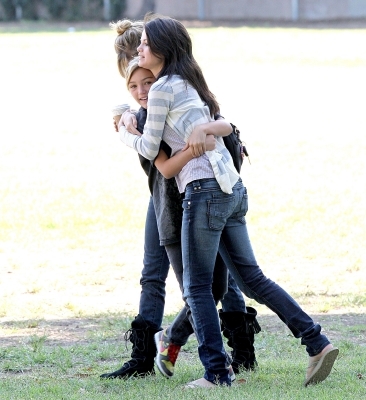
[119, 15, 338, 388]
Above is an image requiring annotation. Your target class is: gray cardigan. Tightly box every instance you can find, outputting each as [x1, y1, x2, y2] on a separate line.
[135, 107, 182, 246]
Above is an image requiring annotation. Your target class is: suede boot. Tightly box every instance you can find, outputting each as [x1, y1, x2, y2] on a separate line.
[100, 314, 159, 379]
[219, 307, 261, 374]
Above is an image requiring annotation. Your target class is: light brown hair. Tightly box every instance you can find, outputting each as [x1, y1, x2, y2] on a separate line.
[125, 58, 141, 89]
[109, 19, 143, 78]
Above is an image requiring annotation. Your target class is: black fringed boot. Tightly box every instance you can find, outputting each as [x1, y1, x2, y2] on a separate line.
[219, 307, 261, 374]
[100, 314, 159, 379]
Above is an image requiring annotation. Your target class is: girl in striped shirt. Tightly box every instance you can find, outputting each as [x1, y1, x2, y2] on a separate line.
[119, 14, 338, 388]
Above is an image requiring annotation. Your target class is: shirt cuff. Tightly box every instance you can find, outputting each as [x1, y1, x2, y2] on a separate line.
[119, 126, 138, 149]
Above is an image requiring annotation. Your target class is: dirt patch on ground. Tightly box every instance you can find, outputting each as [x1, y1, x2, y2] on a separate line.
[1, 313, 365, 349]
[0, 318, 108, 348]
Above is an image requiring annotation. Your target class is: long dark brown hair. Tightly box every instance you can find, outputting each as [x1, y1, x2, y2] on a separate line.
[143, 14, 219, 116]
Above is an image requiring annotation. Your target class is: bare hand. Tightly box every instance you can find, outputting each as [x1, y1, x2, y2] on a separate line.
[182, 134, 216, 155]
[205, 134, 216, 151]
[119, 111, 140, 136]
[186, 125, 207, 157]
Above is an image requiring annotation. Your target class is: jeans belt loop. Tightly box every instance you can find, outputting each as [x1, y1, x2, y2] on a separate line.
[192, 180, 201, 191]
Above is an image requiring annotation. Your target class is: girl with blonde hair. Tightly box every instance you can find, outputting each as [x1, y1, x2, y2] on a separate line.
[110, 19, 144, 78]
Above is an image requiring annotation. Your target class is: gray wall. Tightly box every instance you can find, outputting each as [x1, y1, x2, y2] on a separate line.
[125, 0, 366, 21]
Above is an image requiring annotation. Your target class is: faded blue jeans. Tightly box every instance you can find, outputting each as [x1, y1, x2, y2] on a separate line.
[182, 178, 330, 385]
[139, 196, 170, 331]
[140, 196, 247, 339]
[164, 241, 246, 346]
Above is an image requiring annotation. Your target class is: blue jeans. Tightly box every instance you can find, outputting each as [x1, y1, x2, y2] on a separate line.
[182, 178, 330, 385]
[165, 242, 241, 346]
[141, 196, 246, 341]
[139, 197, 170, 331]
[221, 272, 246, 312]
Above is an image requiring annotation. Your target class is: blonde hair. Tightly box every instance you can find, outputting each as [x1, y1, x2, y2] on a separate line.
[109, 19, 143, 78]
[125, 58, 141, 89]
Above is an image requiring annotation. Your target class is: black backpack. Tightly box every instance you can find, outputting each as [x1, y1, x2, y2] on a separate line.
[223, 123, 250, 173]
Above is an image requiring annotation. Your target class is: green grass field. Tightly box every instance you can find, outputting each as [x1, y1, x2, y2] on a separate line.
[0, 21, 366, 399]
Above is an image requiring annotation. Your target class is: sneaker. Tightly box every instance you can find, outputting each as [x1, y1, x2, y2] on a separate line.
[185, 377, 217, 388]
[185, 370, 234, 389]
[304, 344, 339, 386]
[154, 329, 181, 378]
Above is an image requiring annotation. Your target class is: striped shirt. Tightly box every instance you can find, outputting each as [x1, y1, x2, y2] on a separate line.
[120, 74, 239, 193]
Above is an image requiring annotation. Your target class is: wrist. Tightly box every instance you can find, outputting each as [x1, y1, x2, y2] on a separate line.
[121, 109, 131, 125]
[202, 125, 209, 136]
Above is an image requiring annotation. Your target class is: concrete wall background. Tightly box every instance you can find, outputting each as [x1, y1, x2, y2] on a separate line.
[125, 0, 366, 21]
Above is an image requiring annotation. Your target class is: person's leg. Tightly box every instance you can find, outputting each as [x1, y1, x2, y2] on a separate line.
[138, 197, 170, 331]
[218, 306, 261, 373]
[219, 270, 261, 372]
[212, 253, 261, 373]
[182, 179, 233, 386]
[220, 272, 246, 312]
[219, 181, 338, 384]
[153, 242, 194, 378]
[154, 242, 237, 380]
[164, 242, 195, 343]
[211, 252, 229, 303]
[164, 243, 233, 344]
[100, 197, 170, 379]
[167, 243, 230, 339]
[219, 222, 330, 355]
[164, 239, 242, 346]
